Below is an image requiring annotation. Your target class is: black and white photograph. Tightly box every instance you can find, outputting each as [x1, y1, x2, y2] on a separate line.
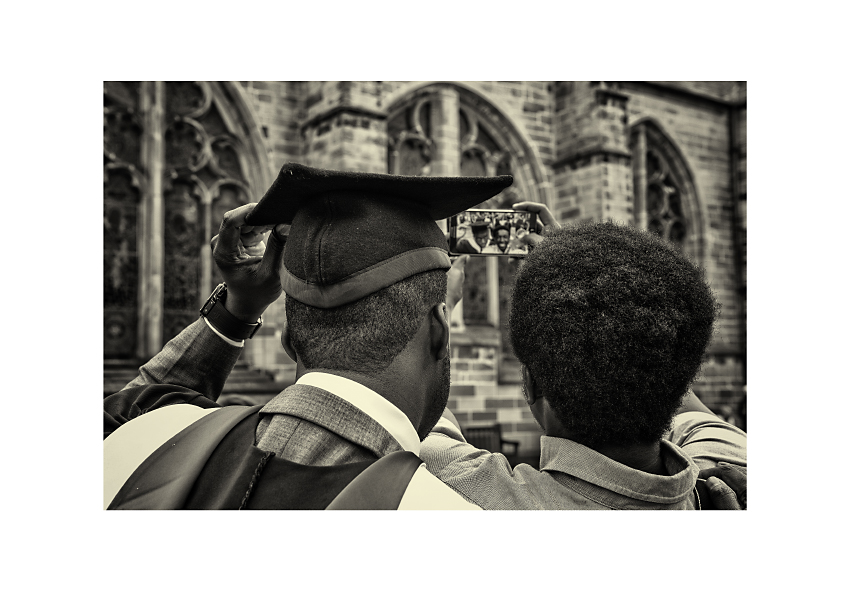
[102, 81, 747, 513]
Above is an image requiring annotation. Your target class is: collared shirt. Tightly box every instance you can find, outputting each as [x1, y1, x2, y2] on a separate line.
[420, 410, 746, 510]
[296, 372, 421, 454]
[288, 372, 479, 510]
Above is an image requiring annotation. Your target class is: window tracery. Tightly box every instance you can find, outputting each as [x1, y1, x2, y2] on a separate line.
[387, 85, 540, 379]
[630, 120, 702, 261]
[103, 81, 265, 359]
[646, 149, 687, 249]
[104, 82, 143, 358]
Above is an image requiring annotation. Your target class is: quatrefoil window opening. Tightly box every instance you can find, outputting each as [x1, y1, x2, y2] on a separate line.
[645, 149, 687, 248]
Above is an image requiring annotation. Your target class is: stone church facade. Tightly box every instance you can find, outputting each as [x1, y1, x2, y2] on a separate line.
[104, 81, 746, 459]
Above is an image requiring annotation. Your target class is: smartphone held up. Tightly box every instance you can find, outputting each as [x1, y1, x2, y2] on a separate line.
[448, 209, 538, 258]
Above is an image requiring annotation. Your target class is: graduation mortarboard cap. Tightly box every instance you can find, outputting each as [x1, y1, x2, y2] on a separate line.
[244, 163, 512, 308]
[470, 219, 491, 234]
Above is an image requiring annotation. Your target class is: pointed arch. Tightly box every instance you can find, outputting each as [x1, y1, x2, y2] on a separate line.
[629, 117, 706, 265]
[385, 82, 551, 207]
[104, 81, 275, 360]
[214, 82, 275, 198]
[385, 83, 547, 382]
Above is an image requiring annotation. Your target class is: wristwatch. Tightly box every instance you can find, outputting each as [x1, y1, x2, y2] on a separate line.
[200, 282, 263, 340]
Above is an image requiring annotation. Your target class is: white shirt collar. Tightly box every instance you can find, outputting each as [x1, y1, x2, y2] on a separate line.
[295, 372, 421, 455]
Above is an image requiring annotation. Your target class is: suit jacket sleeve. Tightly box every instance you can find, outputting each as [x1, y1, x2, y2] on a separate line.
[103, 318, 243, 438]
[665, 411, 747, 470]
[454, 239, 479, 254]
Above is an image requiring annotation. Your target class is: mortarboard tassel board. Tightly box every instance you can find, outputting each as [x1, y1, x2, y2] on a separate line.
[245, 163, 513, 308]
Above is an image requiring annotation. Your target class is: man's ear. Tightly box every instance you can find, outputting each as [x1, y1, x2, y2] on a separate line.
[521, 364, 536, 406]
[521, 364, 544, 406]
[430, 302, 451, 361]
[280, 316, 297, 362]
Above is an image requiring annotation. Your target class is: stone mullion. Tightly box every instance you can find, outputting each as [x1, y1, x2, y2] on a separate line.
[429, 86, 461, 177]
[139, 81, 165, 357]
[486, 257, 500, 327]
[200, 197, 212, 300]
[633, 124, 648, 230]
[429, 86, 469, 329]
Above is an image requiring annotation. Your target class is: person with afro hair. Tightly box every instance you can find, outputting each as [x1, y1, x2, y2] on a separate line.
[420, 203, 747, 510]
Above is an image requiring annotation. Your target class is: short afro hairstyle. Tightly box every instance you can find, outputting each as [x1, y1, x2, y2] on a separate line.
[509, 222, 718, 448]
[286, 269, 447, 374]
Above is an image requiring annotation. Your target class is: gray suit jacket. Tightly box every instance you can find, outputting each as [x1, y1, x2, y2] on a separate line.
[255, 385, 404, 465]
[116, 318, 404, 466]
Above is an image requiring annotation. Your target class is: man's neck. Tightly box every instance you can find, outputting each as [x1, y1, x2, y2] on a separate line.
[538, 404, 667, 475]
[588, 440, 667, 475]
[549, 426, 666, 475]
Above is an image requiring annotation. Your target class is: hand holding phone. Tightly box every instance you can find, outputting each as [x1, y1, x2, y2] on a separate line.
[511, 201, 561, 251]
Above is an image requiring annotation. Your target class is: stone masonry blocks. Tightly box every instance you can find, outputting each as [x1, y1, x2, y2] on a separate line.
[230, 80, 745, 432]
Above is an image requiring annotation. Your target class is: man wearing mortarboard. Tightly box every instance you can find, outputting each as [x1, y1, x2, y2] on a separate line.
[481, 223, 515, 254]
[453, 218, 491, 254]
[103, 163, 511, 510]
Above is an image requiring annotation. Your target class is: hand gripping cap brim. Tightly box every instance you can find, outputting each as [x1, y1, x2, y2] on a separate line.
[244, 163, 513, 308]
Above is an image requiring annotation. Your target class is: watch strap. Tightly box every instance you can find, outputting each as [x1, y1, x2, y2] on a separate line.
[200, 283, 262, 340]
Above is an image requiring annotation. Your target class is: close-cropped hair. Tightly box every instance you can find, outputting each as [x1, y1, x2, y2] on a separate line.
[286, 269, 448, 374]
[509, 222, 718, 448]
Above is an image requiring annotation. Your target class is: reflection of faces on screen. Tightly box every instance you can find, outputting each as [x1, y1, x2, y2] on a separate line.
[449, 209, 536, 257]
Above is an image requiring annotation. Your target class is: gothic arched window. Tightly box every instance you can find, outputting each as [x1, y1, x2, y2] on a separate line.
[104, 81, 270, 359]
[645, 148, 687, 247]
[629, 119, 703, 262]
[387, 84, 545, 379]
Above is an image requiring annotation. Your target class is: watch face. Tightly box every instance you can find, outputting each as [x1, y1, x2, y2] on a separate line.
[200, 283, 227, 316]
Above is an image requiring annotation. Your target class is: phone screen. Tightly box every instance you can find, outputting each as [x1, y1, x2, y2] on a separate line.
[448, 209, 537, 258]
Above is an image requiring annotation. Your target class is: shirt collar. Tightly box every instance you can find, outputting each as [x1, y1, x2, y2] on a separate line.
[296, 372, 421, 455]
[539, 436, 699, 505]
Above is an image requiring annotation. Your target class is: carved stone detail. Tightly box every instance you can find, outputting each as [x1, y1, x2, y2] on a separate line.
[388, 87, 528, 340]
[103, 83, 143, 358]
[630, 120, 702, 261]
[165, 81, 210, 119]
[104, 108, 143, 165]
[645, 148, 687, 249]
[104, 81, 265, 362]
[210, 136, 245, 181]
[388, 98, 433, 175]
[165, 117, 208, 172]
[104, 81, 140, 110]
[163, 177, 203, 314]
[459, 105, 514, 208]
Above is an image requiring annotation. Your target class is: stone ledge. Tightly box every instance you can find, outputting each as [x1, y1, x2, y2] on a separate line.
[300, 105, 387, 135]
[450, 325, 501, 347]
[552, 147, 632, 170]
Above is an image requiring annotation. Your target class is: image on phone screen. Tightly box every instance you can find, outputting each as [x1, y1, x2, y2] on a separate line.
[448, 209, 537, 257]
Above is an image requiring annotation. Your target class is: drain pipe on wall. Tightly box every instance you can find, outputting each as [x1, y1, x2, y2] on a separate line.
[728, 100, 747, 406]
